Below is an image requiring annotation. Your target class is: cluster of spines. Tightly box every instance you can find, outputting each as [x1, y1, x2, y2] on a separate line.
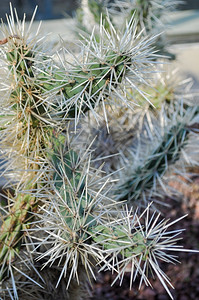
[115, 104, 199, 206]
[0, 7, 158, 297]
[110, 0, 180, 31]
[109, 0, 180, 58]
[27, 146, 197, 300]
[42, 15, 159, 125]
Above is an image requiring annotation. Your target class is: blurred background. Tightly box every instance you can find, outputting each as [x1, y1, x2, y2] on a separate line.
[0, 0, 198, 21]
[0, 0, 80, 20]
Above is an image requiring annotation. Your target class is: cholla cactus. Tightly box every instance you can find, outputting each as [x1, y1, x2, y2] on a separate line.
[93, 204, 194, 299]
[111, 0, 180, 31]
[78, 64, 198, 174]
[0, 3, 198, 300]
[76, 0, 179, 59]
[109, 0, 181, 59]
[115, 102, 199, 207]
[76, 0, 111, 32]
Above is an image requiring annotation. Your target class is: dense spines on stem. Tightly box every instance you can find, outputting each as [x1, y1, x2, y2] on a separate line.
[51, 14, 160, 126]
[92, 204, 195, 300]
[30, 145, 115, 289]
[110, 0, 180, 33]
[0, 9, 57, 181]
[115, 103, 199, 206]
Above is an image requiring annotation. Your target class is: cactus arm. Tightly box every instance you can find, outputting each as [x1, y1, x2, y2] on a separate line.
[88, 206, 198, 298]
[0, 28, 52, 286]
[37, 51, 131, 120]
[76, 0, 111, 34]
[116, 122, 192, 203]
[0, 188, 36, 280]
[115, 99, 199, 206]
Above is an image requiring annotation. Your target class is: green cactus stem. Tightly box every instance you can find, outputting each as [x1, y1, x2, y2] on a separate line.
[0, 33, 53, 283]
[77, 0, 110, 32]
[90, 223, 149, 258]
[0, 184, 36, 281]
[38, 51, 132, 119]
[116, 122, 192, 203]
[33, 145, 106, 289]
[51, 142, 97, 231]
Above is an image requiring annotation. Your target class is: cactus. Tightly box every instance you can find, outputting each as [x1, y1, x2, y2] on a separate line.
[0, 3, 198, 300]
[115, 104, 199, 206]
[77, 0, 179, 58]
[111, 0, 179, 30]
[76, 0, 111, 33]
[108, 0, 180, 59]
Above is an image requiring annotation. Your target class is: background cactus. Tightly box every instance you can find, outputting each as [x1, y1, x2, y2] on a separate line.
[114, 103, 199, 206]
[0, 2, 198, 300]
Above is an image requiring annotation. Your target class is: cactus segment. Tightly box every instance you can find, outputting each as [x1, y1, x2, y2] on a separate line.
[44, 14, 160, 123]
[0, 9, 55, 292]
[116, 122, 191, 204]
[88, 204, 197, 298]
[0, 187, 36, 281]
[77, 0, 110, 32]
[50, 52, 130, 119]
[0, 38, 52, 159]
[33, 148, 112, 289]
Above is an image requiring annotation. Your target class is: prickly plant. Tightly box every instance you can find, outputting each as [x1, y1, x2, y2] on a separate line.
[0, 3, 198, 300]
[76, 0, 111, 33]
[77, 0, 180, 58]
[115, 102, 199, 207]
[111, 0, 180, 32]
